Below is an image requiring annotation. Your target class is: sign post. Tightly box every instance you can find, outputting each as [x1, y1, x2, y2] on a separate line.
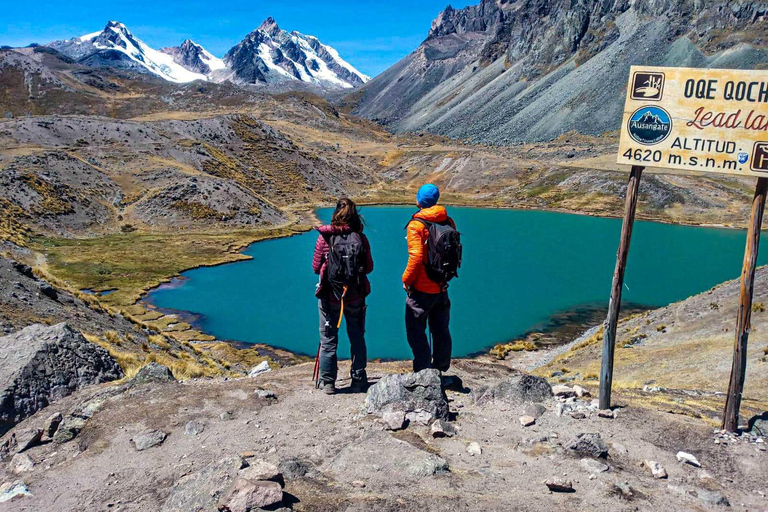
[605, 66, 768, 423]
[599, 165, 643, 410]
[723, 177, 768, 431]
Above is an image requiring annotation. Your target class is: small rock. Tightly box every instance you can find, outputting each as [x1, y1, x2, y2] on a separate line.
[239, 460, 282, 484]
[613, 481, 634, 499]
[255, 390, 276, 399]
[53, 416, 86, 444]
[570, 411, 586, 420]
[218, 478, 283, 512]
[473, 373, 553, 406]
[552, 385, 575, 398]
[566, 433, 609, 458]
[2, 428, 43, 457]
[467, 442, 482, 456]
[382, 410, 406, 431]
[409, 456, 449, 477]
[248, 361, 272, 378]
[524, 403, 547, 418]
[405, 410, 433, 426]
[580, 458, 609, 474]
[598, 409, 615, 419]
[43, 412, 63, 439]
[611, 442, 628, 455]
[519, 415, 536, 427]
[0, 481, 31, 502]
[696, 489, 730, 507]
[39, 284, 58, 301]
[441, 375, 465, 392]
[184, 420, 205, 436]
[430, 419, 457, 438]
[643, 460, 668, 479]
[220, 412, 233, 421]
[131, 430, 167, 451]
[573, 385, 590, 397]
[10, 453, 35, 475]
[545, 477, 574, 493]
[351, 480, 366, 488]
[676, 451, 701, 467]
[278, 458, 309, 479]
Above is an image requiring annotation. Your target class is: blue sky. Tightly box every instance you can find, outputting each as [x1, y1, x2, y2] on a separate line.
[0, 0, 474, 77]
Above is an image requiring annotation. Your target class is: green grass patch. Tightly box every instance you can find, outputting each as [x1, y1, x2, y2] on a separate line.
[33, 228, 301, 306]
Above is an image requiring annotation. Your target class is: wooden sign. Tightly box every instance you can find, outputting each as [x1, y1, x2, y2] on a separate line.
[617, 66, 768, 176]
[602, 66, 768, 433]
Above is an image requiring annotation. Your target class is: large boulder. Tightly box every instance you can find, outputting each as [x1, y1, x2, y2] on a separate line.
[128, 362, 176, 386]
[364, 369, 449, 421]
[473, 373, 553, 406]
[0, 323, 123, 434]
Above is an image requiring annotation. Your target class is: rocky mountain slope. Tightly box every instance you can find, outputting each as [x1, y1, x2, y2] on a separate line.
[350, 0, 768, 144]
[533, 265, 768, 419]
[47, 19, 368, 90]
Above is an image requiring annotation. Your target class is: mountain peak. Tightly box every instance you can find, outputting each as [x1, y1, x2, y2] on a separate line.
[258, 17, 280, 35]
[105, 21, 129, 32]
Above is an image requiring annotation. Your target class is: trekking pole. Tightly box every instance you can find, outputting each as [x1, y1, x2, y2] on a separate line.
[312, 345, 321, 389]
[337, 286, 348, 328]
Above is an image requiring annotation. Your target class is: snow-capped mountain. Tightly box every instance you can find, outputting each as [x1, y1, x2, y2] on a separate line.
[160, 39, 225, 76]
[47, 19, 369, 89]
[223, 17, 369, 89]
[49, 21, 208, 83]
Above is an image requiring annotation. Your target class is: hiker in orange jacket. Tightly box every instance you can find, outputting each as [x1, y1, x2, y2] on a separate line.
[402, 184, 456, 372]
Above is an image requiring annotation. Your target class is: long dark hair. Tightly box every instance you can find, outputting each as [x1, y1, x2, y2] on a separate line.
[331, 198, 362, 232]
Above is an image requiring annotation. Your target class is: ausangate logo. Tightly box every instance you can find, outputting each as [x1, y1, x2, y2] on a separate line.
[628, 106, 672, 145]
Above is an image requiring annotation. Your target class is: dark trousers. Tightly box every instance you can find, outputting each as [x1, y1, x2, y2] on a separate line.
[318, 298, 367, 385]
[405, 290, 452, 373]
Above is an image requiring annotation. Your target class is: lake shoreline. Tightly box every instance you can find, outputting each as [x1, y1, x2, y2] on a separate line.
[140, 203, 756, 366]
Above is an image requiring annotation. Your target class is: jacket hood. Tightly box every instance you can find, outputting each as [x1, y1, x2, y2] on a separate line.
[316, 224, 363, 235]
[414, 205, 448, 222]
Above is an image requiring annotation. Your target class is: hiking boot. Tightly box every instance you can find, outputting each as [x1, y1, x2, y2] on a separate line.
[350, 379, 368, 393]
[322, 382, 336, 395]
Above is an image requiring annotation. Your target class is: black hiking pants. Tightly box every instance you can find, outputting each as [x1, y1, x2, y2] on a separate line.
[318, 297, 367, 386]
[405, 289, 452, 373]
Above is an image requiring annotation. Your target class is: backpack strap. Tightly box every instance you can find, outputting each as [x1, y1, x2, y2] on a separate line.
[410, 217, 432, 229]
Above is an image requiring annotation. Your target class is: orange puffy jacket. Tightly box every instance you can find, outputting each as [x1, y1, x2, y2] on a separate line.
[402, 205, 456, 294]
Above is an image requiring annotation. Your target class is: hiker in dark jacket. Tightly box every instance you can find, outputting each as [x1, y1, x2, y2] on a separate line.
[403, 184, 457, 373]
[312, 198, 373, 395]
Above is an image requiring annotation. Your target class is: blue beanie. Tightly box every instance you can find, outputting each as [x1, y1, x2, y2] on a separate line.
[417, 184, 440, 208]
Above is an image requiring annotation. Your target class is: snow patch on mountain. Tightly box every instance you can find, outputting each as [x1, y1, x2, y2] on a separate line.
[51, 21, 207, 83]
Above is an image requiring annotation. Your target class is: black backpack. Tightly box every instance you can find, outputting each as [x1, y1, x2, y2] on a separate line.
[411, 217, 462, 284]
[326, 232, 367, 299]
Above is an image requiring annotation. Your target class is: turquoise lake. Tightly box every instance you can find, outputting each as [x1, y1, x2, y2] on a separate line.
[146, 207, 766, 359]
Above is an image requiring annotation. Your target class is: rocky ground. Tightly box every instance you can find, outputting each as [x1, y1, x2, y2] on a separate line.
[1, 358, 766, 511]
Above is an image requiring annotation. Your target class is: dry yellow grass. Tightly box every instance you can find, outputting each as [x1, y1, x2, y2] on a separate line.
[489, 340, 539, 360]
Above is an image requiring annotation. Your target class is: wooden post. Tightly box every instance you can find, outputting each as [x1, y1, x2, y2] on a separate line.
[722, 177, 768, 432]
[599, 165, 644, 410]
